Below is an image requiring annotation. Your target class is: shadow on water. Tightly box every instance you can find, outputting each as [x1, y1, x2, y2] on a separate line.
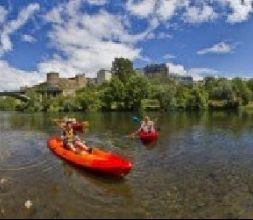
[62, 162, 133, 197]
[61, 159, 129, 182]
[142, 141, 159, 150]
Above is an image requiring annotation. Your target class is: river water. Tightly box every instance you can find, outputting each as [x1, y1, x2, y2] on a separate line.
[1, 111, 253, 218]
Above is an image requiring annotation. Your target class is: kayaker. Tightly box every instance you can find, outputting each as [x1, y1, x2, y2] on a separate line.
[139, 116, 155, 133]
[131, 116, 156, 137]
[54, 117, 89, 133]
[61, 121, 91, 154]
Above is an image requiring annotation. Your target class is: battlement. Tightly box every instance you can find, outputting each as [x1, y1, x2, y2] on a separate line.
[31, 73, 88, 97]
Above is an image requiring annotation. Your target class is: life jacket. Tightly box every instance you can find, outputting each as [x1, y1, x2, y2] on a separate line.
[65, 128, 75, 142]
[141, 121, 155, 133]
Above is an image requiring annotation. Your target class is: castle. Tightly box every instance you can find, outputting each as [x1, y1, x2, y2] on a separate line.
[23, 70, 112, 97]
[32, 72, 87, 97]
[20, 63, 193, 98]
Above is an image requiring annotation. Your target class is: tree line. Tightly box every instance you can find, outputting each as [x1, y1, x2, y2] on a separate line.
[1, 58, 253, 112]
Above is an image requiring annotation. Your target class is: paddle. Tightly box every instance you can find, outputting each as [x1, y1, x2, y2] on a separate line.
[53, 118, 90, 131]
[132, 116, 141, 123]
[128, 116, 141, 138]
[82, 121, 90, 127]
[128, 132, 138, 139]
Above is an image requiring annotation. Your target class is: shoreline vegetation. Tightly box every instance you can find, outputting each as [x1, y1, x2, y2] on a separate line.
[1, 58, 253, 113]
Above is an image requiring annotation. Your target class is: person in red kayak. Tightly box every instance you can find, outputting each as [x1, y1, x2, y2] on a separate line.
[61, 121, 91, 154]
[131, 116, 156, 137]
[139, 116, 155, 133]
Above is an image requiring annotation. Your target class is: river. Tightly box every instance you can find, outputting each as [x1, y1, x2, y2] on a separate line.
[1, 111, 253, 218]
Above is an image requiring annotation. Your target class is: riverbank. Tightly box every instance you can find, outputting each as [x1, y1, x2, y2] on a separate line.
[1, 60, 253, 113]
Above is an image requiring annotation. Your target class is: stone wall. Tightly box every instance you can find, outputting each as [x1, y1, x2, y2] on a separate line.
[29, 72, 87, 97]
[57, 74, 87, 96]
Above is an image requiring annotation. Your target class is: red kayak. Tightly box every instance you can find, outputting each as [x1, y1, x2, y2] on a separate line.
[48, 137, 133, 177]
[139, 131, 159, 143]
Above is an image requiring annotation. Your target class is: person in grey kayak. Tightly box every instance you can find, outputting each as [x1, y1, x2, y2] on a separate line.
[61, 121, 91, 154]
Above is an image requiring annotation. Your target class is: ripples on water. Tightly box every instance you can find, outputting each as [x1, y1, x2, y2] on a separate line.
[1, 111, 253, 218]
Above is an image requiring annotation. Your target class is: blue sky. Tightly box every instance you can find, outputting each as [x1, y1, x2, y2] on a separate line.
[0, 0, 253, 90]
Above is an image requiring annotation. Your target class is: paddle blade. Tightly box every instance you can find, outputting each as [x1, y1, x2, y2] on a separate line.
[132, 116, 141, 123]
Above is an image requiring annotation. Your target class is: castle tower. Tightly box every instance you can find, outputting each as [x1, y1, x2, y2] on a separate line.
[47, 72, 60, 86]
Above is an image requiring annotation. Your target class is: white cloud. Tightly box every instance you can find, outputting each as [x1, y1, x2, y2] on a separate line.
[127, 0, 189, 21]
[126, 0, 253, 24]
[157, 32, 173, 39]
[22, 34, 36, 43]
[0, 3, 40, 56]
[0, 6, 7, 24]
[0, 0, 250, 91]
[41, 2, 153, 77]
[86, 0, 107, 6]
[167, 62, 222, 81]
[197, 42, 235, 55]
[163, 53, 176, 60]
[126, 0, 156, 18]
[39, 42, 140, 77]
[188, 68, 220, 81]
[167, 62, 187, 76]
[184, 4, 218, 24]
[219, 0, 253, 23]
[138, 56, 152, 63]
[44, 6, 64, 24]
[157, 0, 189, 21]
[0, 60, 43, 91]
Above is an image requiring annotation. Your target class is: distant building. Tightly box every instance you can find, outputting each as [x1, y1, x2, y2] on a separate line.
[144, 63, 169, 79]
[135, 68, 145, 76]
[29, 72, 87, 97]
[141, 63, 193, 84]
[170, 75, 194, 85]
[97, 69, 112, 85]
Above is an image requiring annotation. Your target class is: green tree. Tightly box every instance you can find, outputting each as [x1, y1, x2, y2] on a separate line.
[211, 80, 235, 101]
[111, 58, 135, 84]
[100, 76, 126, 110]
[208, 79, 240, 109]
[150, 83, 177, 111]
[175, 86, 189, 109]
[77, 88, 102, 112]
[23, 90, 42, 112]
[188, 87, 209, 110]
[247, 79, 253, 92]
[0, 97, 20, 111]
[232, 78, 252, 105]
[124, 75, 150, 110]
